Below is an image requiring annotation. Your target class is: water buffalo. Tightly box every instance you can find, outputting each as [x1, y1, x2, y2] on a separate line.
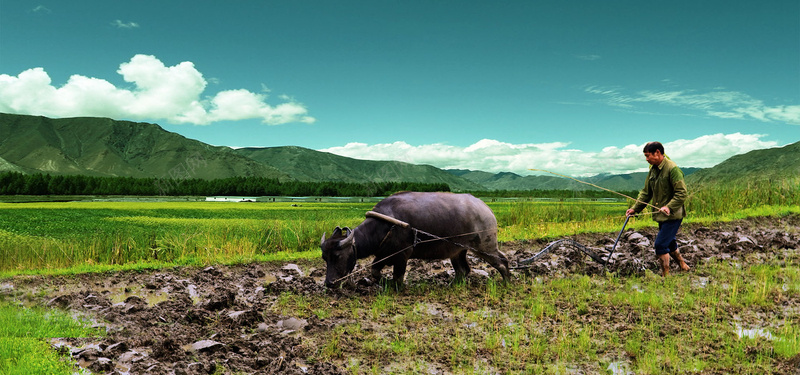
[320, 191, 511, 288]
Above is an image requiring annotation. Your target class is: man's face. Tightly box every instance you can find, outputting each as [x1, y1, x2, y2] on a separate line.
[644, 150, 664, 166]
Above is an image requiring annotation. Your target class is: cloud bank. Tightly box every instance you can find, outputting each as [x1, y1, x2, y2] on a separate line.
[0, 54, 315, 125]
[111, 20, 139, 29]
[320, 133, 778, 177]
[586, 86, 800, 125]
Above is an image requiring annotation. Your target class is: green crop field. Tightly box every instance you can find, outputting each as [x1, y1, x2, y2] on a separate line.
[0, 199, 643, 274]
[1, 176, 798, 274]
[0, 201, 366, 273]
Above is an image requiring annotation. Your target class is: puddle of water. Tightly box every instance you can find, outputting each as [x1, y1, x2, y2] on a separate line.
[50, 339, 107, 374]
[692, 277, 709, 288]
[263, 274, 277, 284]
[107, 285, 169, 306]
[115, 362, 131, 374]
[607, 360, 633, 375]
[735, 323, 774, 340]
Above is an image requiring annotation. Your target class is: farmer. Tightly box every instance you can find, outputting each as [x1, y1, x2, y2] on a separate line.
[626, 141, 691, 277]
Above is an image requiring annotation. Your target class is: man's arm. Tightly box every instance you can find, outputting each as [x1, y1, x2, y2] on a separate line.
[666, 167, 687, 214]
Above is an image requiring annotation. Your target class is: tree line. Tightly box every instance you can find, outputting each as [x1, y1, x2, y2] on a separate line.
[0, 172, 450, 197]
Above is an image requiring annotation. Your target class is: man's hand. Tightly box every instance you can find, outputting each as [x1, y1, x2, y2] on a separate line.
[659, 206, 671, 216]
[626, 208, 636, 217]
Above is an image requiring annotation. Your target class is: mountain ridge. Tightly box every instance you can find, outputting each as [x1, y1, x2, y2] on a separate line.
[0, 113, 796, 192]
[0, 113, 290, 180]
[233, 146, 483, 190]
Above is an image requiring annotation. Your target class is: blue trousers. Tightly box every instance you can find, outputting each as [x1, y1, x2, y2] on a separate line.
[655, 219, 682, 255]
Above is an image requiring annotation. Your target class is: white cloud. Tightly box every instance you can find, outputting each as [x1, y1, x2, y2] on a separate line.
[587, 86, 800, 125]
[0, 54, 315, 126]
[111, 20, 139, 29]
[320, 133, 778, 177]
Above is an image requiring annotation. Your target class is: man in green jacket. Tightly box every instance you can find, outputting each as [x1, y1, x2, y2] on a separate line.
[626, 141, 691, 277]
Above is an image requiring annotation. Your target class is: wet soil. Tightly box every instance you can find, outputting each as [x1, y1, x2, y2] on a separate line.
[2, 215, 799, 374]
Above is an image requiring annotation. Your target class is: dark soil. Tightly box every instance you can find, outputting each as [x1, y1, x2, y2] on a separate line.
[2, 215, 799, 374]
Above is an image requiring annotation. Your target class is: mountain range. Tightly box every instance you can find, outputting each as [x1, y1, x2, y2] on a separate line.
[0, 113, 796, 192]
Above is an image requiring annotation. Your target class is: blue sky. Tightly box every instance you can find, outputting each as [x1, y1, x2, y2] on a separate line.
[1, 1, 798, 176]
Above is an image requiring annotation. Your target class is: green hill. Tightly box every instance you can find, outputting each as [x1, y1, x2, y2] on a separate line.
[686, 141, 800, 184]
[234, 146, 483, 191]
[0, 113, 289, 180]
[447, 169, 591, 190]
[449, 168, 701, 192]
[0, 113, 479, 190]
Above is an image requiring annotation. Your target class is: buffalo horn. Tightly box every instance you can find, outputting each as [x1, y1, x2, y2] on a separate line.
[338, 227, 355, 248]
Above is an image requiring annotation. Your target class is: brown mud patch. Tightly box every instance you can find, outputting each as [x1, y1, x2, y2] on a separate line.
[2, 214, 799, 374]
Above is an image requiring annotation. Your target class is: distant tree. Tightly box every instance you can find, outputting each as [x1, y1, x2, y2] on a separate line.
[24, 174, 48, 195]
[0, 172, 452, 197]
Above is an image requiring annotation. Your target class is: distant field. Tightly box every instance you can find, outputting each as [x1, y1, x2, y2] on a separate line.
[1, 176, 798, 274]
[0, 200, 635, 273]
[0, 201, 362, 272]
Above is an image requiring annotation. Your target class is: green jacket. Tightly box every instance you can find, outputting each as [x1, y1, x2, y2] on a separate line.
[631, 157, 687, 222]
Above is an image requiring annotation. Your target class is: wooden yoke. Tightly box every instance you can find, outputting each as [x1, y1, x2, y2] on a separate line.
[365, 211, 410, 229]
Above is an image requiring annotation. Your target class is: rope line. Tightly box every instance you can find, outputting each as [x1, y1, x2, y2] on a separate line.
[528, 168, 661, 212]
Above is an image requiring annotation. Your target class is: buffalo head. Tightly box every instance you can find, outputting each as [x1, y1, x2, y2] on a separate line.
[320, 226, 356, 288]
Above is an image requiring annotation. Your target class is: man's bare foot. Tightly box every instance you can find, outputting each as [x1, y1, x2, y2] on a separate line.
[670, 251, 690, 272]
[658, 254, 671, 277]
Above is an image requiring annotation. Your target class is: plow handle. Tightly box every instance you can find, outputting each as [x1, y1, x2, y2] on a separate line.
[604, 215, 631, 272]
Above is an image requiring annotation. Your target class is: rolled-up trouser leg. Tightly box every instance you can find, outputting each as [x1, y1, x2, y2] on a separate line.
[654, 219, 682, 256]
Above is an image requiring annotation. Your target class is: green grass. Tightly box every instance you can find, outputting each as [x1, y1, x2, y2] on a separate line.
[0, 338, 74, 375]
[0, 304, 102, 375]
[0, 305, 100, 338]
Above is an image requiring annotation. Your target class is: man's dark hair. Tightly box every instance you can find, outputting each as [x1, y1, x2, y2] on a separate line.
[643, 141, 665, 154]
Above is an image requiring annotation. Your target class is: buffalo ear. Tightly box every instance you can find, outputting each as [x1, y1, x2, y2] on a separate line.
[332, 226, 343, 237]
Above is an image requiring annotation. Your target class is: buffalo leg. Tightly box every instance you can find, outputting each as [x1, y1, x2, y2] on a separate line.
[468, 234, 512, 282]
[370, 261, 386, 281]
[472, 249, 512, 282]
[451, 251, 471, 282]
[389, 259, 409, 290]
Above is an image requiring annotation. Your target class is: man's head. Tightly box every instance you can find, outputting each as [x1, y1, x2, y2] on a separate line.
[643, 141, 665, 166]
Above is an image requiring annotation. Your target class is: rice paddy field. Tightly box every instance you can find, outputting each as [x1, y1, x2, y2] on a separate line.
[1, 179, 799, 374]
[0, 199, 636, 273]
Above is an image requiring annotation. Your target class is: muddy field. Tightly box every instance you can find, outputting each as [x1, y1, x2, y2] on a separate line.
[2, 215, 799, 374]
